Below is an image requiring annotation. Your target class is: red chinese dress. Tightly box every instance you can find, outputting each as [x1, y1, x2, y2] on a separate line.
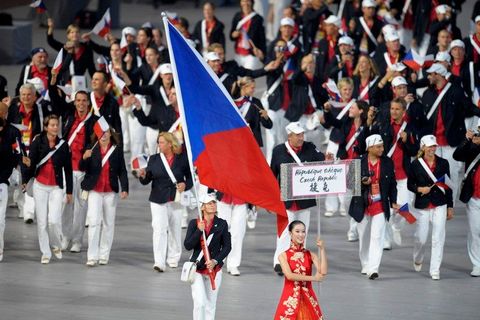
[274, 244, 323, 320]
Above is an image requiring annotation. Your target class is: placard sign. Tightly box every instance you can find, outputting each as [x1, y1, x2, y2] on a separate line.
[280, 160, 360, 201]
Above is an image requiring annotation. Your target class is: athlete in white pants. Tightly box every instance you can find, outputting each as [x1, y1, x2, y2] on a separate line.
[466, 198, 480, 276]
[358, 213, 386, 275]
[191, 271, 223, 320]
[217, 201, 247, 276]
[150, 201, 183, 270]
[62, 171, 87, 252]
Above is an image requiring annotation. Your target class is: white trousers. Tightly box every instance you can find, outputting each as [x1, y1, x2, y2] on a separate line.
[271, 109, 289, 147]
[466, 198, 480, 269]
[357, 213, 386, 274]
[62, 171, 87, 244]
[385, 179, 414, 242]
[150, 201, 183, 268]
[325, 194, 346, 213]
[435, 145, 463, 202]
[0, 183, 8, 254]
[413, 205, 447, 275]
[273, 208, 310, 265]
[86, 191, 118, 261]
[33, 180, 65, 258]
[191, 270, 223, 320]
[264, 110, 277, 164]
[128, 114, 147, 162]
[234, 54, 263, 70]
[16, 185, 35, 221]
[217, 202, 247, 269]
[119, 107, 131, 152]
[146, 127, 159, 156]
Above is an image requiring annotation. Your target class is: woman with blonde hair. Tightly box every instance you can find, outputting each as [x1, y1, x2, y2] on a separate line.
[46, 19, 95, 79]
[352, 55, 380, 105]
[138, 132, 192, 272]
[80, 126, 128, 267]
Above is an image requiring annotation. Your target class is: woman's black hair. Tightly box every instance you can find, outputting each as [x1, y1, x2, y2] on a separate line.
[288, 220, 305, 232]
[356, 100, 370, 124]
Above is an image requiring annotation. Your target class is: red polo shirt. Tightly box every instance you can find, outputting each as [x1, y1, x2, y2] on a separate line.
[93, 144, 113, 193]
[37, 158, 57, 186]
[451, 61, 462, 77]
[434, 83, 449, 146]
[391, 120, 407, 180]
[365, 159, 383, 216]
[68, 112, 88, 171]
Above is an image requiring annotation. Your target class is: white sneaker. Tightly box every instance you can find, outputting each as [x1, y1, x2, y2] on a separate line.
[168, 262, 178, 268]
[392, 228, 402, 246]
[52, 248, 62, 260]
[41, 256, 50, 264]
[324, 211, 334, 217]
[339, 210, 347, 216]
[70, 242, 81, 253]
[470, 266, 480, 277]
[383, 241, 392, 250]
[431, 272, 440, 280]
[414, 262, 422, 272]
[86, 260, 96, 267]
[181, 217, 188, 229]
[361, 267, 367, 275]
[61, 238, 70, 251]
[99, 259, 109, 265]
[347, 232, 358, 242]
[229, 267, 240, 276]
[247, 209, 257, 229]
[0, 253, 3, 262]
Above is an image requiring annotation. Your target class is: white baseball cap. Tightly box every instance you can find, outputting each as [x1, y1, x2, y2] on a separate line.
[26, 77, 45, 94]
[362, 0, 376, 8]
[199, 193, 217, 204]
[435, 51, 451, 64]
[159, 63, 172, 75]
[280, 17, 295, 27]
[324, 15, 341, 27]
[420, 135, 438, 148]
[338, 36, 354, 46]
[450, 39, 465, 49]
[382, 24, 396, 36]
[435, 5, 449, 15]
[391, 62, 407, 72]
[285, 122, 305, 135]
[391, 76, 407, 87]
[476, 15, 480, 23]
[426, 63, 448, 77]
[385, 30, 400, 42]
[365, 134, 383, 150]
[122, 27, 136, 36]
[205, 52, 220, 62]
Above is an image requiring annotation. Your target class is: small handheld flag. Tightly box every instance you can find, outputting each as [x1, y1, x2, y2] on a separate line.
[402, 49, 434, 71]
[131, 154, 148, 171]
[323, 78, 341, 101]
[398, 203, 416, 224]
[52, 48, 64, 75]
[93, 116, 110, 139]
[91, 8, 111, 38]
[12, 138, 21, 154]
[30, 0, 47, 14]
[435, 174, 453, 190]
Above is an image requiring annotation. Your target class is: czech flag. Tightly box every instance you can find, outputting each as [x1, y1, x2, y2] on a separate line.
[93, 116, 110, 139]
[11, 138, 21, 154]
[402, 49, 434, 72]
[52, 48, 64, 75]
[323, 78, 341, 101]
[30, 0, 47, 14]
[398, 203, 416, 224]
[436, 174, 453, 190]
[162, 15, 287, 235]
[108, 64, 129, 95]
[131, 154, 148, 170]
[91, 8, 111, 38]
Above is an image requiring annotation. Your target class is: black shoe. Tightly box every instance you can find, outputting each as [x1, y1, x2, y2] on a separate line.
[274, 264, 283, 276]
[25, 218, 33, 224]
[369, 272, 379, 280]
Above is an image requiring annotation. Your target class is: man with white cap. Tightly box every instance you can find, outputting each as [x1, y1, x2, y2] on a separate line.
[378, 76, 428, 138]
[435, 51, 451, 70]
[266, 17, 302, 67]
[349, 134, 398, 279]
[421, 63, 471, 201]
[302, 0, 333, 53]
[326, 36, 356, 82]
[374, 27, 406, 77]
[205, 51, 236, 94]
[371, 97, 419, 248]
[15, 47, 51, 96]
[450, 39, 479, 109]
[314, 15, 341, 80]
[408, 135, 453, 280]
[270, 121, 325, 275]
[350, 0, 384, 56]
[453, 124, 480, 277]
[465, 15, 480, 64]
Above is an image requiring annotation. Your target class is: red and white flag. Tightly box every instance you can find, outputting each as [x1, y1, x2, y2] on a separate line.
[52, 48, 64, 74]
[11, 138, 21, 154]
[91, 8, 111, 38]
[108, 64, 128, 94]
[93, 116, 110, 139]
[131, 154, 148, 170]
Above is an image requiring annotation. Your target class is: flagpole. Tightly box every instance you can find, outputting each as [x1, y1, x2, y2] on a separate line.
[162, 13, 216, 290]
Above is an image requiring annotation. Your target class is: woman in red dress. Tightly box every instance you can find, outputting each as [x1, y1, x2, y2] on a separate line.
[274, 220, 328, 320]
